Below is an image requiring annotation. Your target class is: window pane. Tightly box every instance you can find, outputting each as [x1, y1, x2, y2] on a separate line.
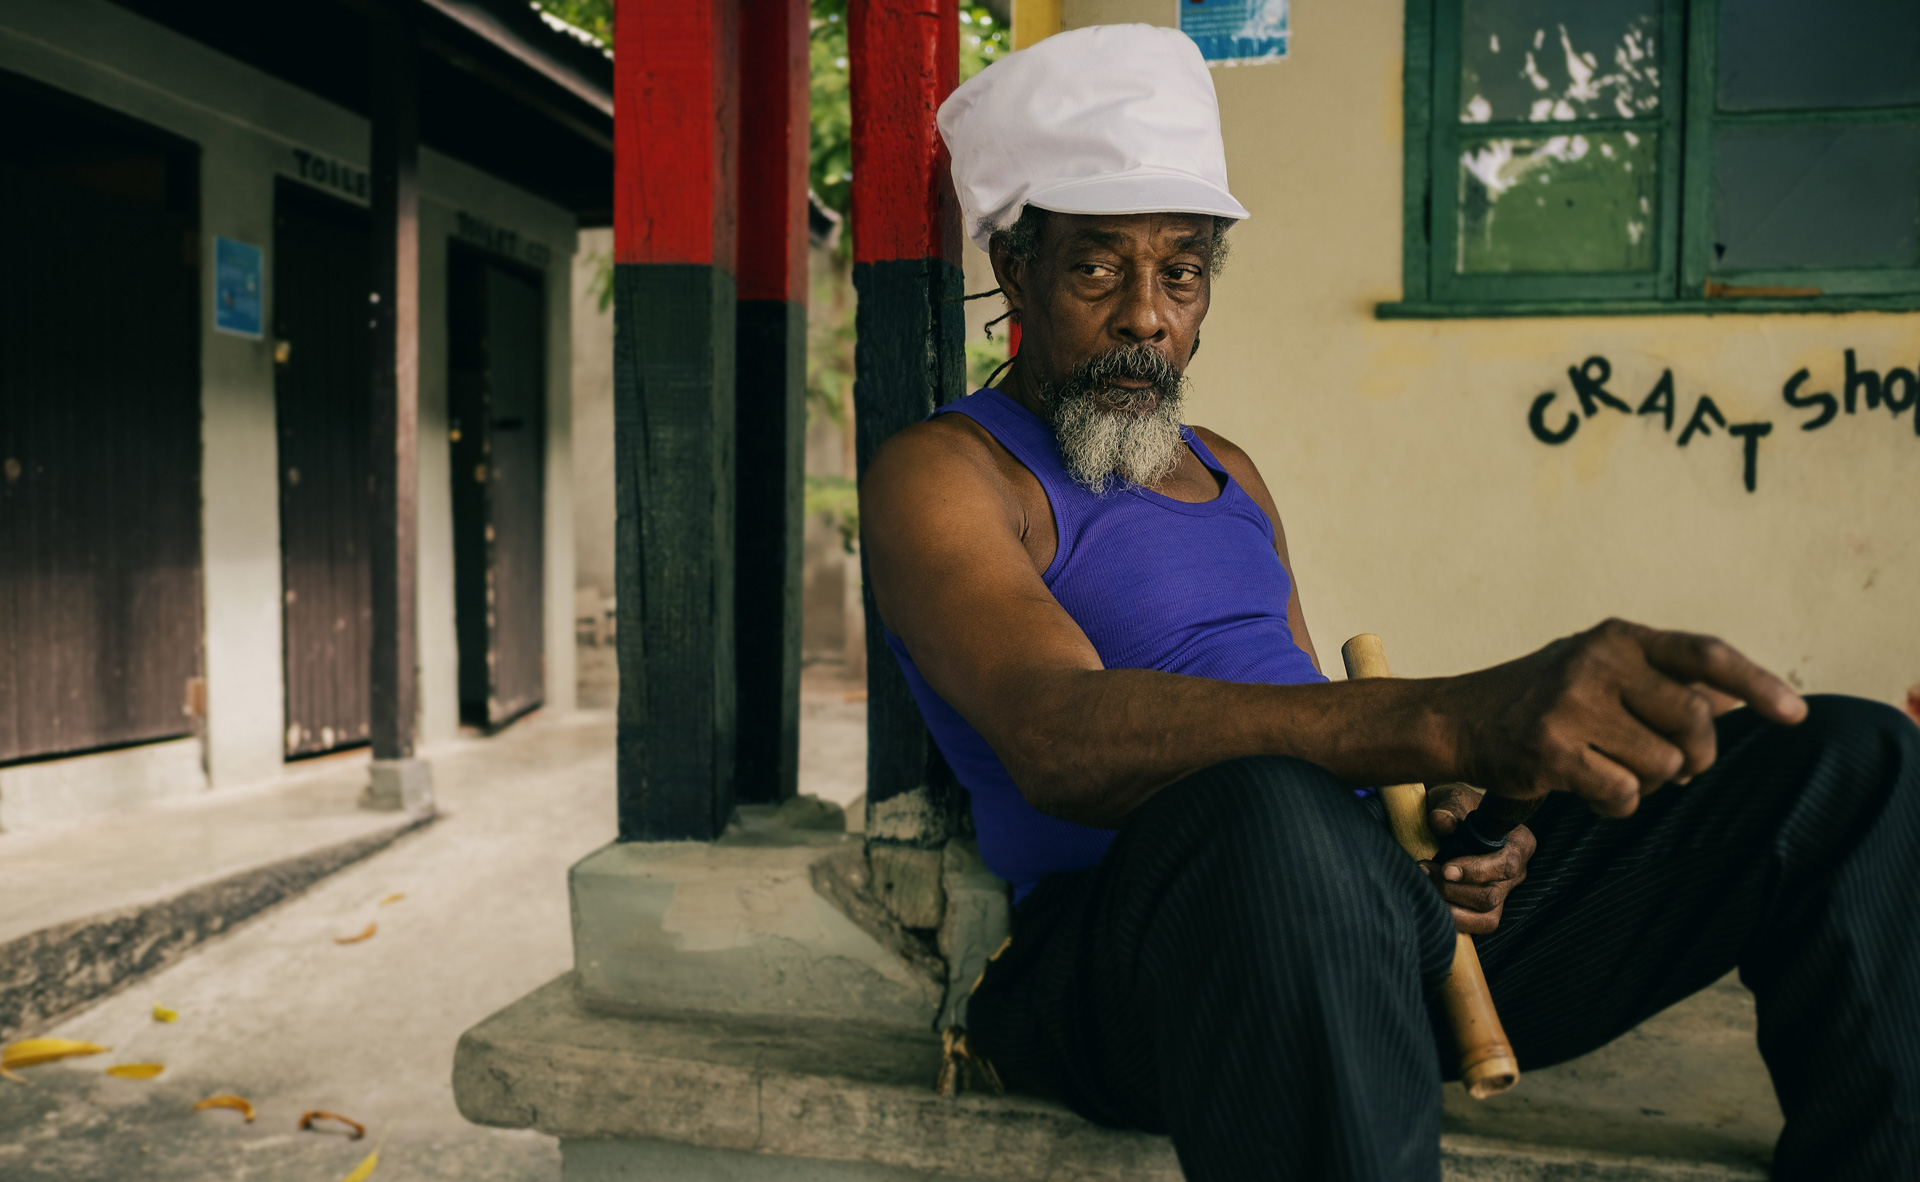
[1458, 132, 1658, 274]
[1460, 0, 1660, 124]
[1712, 123, 1920, 271]
[1719, 0, 1920, 112]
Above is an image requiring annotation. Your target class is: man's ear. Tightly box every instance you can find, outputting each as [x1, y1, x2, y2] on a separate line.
[987, 237, 1026, 320]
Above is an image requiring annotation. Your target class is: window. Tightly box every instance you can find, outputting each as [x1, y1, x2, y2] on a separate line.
[1386, 0, 1920, 316]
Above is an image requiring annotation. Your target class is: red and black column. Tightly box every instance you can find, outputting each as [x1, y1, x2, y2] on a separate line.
[733, 0, 810, 805]
[612, 0, 742, 839]
[850, 0, 969, 847]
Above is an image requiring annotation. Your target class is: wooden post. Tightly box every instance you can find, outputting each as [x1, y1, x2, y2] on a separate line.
[849, 0, 968, 925]
[365, 13, 432, 812]
[613, 0, 742, 840]
[733, 0, 809, 806]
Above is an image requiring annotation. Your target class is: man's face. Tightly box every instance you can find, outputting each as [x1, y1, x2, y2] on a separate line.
[991, 211, 1217, 490]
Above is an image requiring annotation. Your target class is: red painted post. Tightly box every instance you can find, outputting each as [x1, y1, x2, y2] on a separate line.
[734, 0, 810, 804]
[849, 0, 968, 870]
[612, 0, 743, 840]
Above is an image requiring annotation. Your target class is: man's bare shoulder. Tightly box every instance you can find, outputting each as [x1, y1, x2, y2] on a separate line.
[864, 410, 1029, 498]
[1188, 424, 1286, 524]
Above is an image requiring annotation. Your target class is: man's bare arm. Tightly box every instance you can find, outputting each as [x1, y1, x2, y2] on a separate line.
[862, 423, 1807, 829]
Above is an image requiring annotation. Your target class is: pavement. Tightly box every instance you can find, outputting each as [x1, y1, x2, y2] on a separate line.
[0, 656, 877, 1182]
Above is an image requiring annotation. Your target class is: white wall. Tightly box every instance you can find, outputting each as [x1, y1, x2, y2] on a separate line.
[0, 0, 580, 812]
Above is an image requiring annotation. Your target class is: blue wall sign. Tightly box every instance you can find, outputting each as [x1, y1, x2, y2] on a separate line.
[214, 236, 264, 338]
[1180, 0, 1289, 65]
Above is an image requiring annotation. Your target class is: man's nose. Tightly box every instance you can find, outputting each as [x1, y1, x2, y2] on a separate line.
[1111, 273, 1167, 344]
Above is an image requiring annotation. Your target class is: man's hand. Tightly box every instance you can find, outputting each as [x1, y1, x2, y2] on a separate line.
[1421, 784, 1533, 935]
[1450, 619, 1807, 820]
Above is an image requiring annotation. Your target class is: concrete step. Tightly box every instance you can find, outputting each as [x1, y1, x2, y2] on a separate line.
[455, 975, 1775, 1182]
[0, 751, 433, 1040]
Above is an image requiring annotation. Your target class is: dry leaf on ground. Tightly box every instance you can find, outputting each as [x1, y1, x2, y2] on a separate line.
[152, 1004, 178, 1023]
[339, 1150, 379, 1182]
[299, 1109, 367, 1139]
[192, 1094, 256, 1122]
[333, 923, 377, 945]
[378, 893, 404, 906]
[105, 1063, 165, 1080]
[1, 1040, 110, 1071]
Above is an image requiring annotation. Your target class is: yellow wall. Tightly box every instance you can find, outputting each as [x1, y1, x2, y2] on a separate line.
[1060, 2, 1919, 704]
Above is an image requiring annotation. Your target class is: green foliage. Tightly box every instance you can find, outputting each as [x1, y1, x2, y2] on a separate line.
[805, 475, 860, 552]
[966, 335, 1012, 391]
[531, 0, 612, 47]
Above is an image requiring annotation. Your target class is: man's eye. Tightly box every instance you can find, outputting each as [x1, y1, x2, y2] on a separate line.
[1075, 263, 1115, 277]
[1166, 266, 1201, 282]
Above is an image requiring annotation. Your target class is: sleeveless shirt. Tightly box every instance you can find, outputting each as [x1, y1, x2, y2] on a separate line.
[884, 388, 1327, 900]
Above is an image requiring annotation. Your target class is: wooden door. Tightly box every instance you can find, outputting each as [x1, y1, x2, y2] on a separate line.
[449, 247, 546, 728]
[0, 80, 202, 765]
[273, 182, 372, 757]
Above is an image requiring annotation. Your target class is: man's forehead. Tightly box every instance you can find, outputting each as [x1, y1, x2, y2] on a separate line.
[1047, 211, 1214, 252]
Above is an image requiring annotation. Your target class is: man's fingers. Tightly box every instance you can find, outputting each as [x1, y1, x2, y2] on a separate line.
[1618, 673, 1717, 779]
[1566, 745, 1642, 817]
[1635, 627, 1806, 726]
[1450, 904, 1502, 936]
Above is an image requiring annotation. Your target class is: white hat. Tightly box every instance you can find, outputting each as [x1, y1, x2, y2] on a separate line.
[937, 23, 1250, 253]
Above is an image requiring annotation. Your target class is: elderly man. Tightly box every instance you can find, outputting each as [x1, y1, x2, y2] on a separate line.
[859, 24, 1920, 1182]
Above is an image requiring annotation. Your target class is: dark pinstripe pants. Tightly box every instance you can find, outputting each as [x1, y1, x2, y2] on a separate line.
[965, 696, 1920, 1180]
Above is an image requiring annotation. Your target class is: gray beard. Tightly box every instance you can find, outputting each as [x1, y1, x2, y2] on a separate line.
[1039, 346, 1189, 494]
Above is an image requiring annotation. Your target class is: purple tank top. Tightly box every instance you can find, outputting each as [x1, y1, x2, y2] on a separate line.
[885, 388, 1326, 900]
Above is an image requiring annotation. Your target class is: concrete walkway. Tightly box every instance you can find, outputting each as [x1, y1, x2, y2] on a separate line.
[0, 710, 618, 1182]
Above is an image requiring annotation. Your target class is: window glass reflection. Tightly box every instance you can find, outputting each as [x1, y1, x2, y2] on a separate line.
[1719, 0, 1920, 112]
[1458, 132, 1658, 273]
[1713, 123, 1920, 271]
[1460, 0, 1660, 124]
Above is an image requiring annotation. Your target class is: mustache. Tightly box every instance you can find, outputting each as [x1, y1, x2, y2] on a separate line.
[1053, 344, 1181, 409]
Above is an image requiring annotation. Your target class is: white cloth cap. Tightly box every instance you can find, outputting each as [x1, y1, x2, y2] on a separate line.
[937, 23, 1250, 253]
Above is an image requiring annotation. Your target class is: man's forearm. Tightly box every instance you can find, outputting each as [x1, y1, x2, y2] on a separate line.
[984, 668, 1462, 827]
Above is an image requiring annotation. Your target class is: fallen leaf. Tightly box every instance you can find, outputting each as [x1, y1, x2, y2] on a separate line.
[152, 1004, 178, 1023]
[105, 1063, 165, 1080]
[192, 1094, 256, 1122]
[378, 893, 404, 906]
[333, 923, 377, 945]
[299, 1109, 367, 1140]
[1, 1039, 110, 1071]
[339, 1150, 379, 1182]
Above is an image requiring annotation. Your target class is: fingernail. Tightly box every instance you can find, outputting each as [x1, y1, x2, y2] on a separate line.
[1444, 865, 1462, 881]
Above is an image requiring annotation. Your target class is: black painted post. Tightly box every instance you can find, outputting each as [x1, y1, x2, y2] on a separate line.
[364, 14, 431, 812]
[849, 0, 969, 925]
[612, 0, 742, 840]
[732, 0, 809, 805]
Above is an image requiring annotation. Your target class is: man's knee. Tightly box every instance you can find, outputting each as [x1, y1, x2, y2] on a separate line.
[1113, 756, 1452, 967]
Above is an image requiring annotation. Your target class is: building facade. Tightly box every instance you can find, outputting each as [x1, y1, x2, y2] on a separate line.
[0, 0, 608, 830]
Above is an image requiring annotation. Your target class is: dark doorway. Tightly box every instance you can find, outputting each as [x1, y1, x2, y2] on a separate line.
[273, 180, 372, 758]
[448, 246, 547, 729]
[0, 73, 203, 766]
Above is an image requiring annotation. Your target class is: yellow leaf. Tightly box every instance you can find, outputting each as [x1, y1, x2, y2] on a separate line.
[334, 922, 377, 944]
[152, 1004, 178, 1023]
[1, 1039, 110, 1071]
[105, 1063, 165, 1080]
[378, 893, 404, 906]
[339, 1150, 379, 1182]
[192, 1093, 256, 1122]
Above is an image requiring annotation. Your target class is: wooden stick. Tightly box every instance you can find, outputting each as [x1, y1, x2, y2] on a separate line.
[1342, 634, 1520, 1099]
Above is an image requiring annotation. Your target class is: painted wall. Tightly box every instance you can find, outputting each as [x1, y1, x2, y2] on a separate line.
[573, 227, 617, 607]
[1059, 1, 1919, 705]
[0, 0, 579, 818]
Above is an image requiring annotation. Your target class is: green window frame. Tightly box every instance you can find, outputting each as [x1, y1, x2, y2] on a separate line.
[1384, 0, 1920, 319]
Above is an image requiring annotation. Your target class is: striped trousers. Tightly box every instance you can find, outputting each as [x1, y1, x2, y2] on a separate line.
[964, 695, 1920, 1180]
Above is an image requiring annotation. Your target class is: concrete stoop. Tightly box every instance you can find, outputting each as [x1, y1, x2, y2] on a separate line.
[453, 976, 1767, 1182]
[0, 756, 434, 1040]
[454, 814, 1778, 1181]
